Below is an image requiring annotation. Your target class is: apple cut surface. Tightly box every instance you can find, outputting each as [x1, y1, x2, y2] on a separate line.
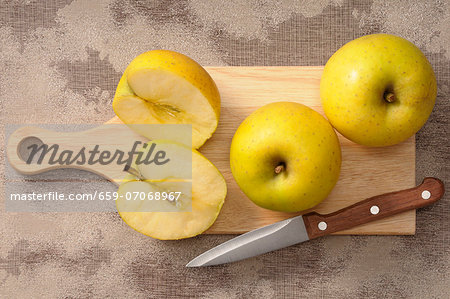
[116, 141, 227, 240]
[113, 50, 221, 149]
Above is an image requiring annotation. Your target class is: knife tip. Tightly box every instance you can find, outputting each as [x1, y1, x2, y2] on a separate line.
[185, 259, 200, 268]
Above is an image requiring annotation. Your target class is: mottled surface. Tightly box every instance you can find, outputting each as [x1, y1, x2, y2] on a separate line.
[1, 0, 449, 298]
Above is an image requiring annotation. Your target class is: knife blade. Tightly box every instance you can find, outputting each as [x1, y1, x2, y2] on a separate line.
[187, 215, 308, 267]
[187, 177, 444, 267]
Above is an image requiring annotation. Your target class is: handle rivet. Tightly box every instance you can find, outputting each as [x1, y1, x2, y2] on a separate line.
[421, 190, 431, 200]
[318, 221, 327, 231]
[370, 205, 380, 215]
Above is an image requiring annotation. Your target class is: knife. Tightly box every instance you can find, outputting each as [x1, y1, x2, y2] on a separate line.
[187, 177, 444, 267]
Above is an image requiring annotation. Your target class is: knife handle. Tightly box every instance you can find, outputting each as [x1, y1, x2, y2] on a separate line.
[303, 177, 445, 239]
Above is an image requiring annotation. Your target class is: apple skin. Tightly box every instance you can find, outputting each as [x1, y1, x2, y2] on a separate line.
[320, 34, 437, 147]
[230, 102, 341, 213]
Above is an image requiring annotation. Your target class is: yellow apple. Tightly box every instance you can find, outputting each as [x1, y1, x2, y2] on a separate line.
[113, 50, 221, 149]
[320, 34, 437, 147]
[230, 102, 341, 213]
[116, 140, 227, 240]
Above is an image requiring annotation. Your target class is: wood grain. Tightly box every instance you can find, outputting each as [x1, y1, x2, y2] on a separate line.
[112, 66, 416, 235]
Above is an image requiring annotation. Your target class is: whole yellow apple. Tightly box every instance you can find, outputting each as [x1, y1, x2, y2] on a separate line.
[320, 34, 437, 147]
[113, 50, 221, 149]
[230, 102, 341, 212]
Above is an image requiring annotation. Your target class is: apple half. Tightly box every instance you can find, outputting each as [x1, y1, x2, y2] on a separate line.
[116, 140, 227, 240]
[113, 50, 221, 149]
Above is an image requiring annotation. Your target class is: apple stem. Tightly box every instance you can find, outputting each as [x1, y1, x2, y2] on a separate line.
[274, 164, 285, 174]
[384, 92, 395, 103]
[124, 164, 146, 181]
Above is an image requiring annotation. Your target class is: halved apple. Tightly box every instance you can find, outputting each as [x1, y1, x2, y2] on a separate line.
[116, 140, 227, 240]
[113, 50, 221, 149]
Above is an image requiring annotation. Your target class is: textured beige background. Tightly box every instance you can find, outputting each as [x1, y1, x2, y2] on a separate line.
[0, 0, 449, 298]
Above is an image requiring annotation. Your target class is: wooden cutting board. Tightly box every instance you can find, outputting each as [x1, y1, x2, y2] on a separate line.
[108, 66, 416, 235]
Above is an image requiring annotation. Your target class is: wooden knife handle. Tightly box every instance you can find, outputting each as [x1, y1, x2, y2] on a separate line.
[303, 177, 445, 239]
